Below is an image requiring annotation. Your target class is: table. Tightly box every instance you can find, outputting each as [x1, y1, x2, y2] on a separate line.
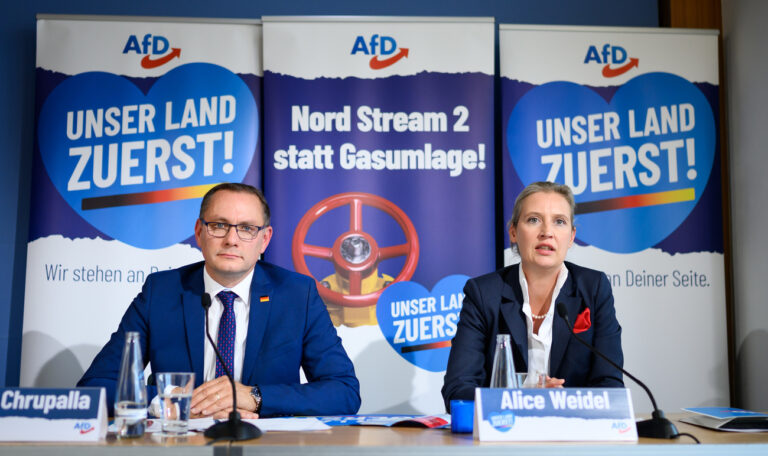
[2, 414, 767, 456]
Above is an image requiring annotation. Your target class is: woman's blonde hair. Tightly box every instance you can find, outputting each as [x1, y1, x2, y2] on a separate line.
[507, 181, 576, 232]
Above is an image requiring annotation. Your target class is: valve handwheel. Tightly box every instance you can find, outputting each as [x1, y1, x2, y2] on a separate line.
[292, 192, 419, 308]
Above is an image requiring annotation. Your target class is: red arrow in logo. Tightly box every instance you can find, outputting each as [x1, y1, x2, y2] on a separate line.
[601, 57, 639, 78]
[369, 48, 409, 70]
[140, 48, 181, 69]
[79, 427, 95, 434]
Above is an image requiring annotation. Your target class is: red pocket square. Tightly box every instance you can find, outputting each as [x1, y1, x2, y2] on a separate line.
[573, 307, 591, 333]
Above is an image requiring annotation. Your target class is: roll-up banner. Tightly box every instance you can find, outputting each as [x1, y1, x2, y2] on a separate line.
[263, 17, 495, 413]
[500, 25, 726, 413]
[23, 16, 262, 386]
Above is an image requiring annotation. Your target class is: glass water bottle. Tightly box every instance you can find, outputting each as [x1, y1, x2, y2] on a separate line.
[489, 334, 519, 388]
[115, 331, 147, 438]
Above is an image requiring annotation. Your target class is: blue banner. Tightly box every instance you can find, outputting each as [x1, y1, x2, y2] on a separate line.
[263, 18, 494, 413]
[36, 63, 260, 249]
[502, 75, 721, 254]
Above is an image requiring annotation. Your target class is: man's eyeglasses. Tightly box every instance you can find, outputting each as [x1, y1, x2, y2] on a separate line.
[200, 219, 266, 241]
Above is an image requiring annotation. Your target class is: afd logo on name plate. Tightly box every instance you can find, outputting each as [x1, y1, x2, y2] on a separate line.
[351, 34, 410, 70]
[37, 62, 259, 249]
[123, 34, 181, 69]
[584, 44, 639, 78]
[507, 72, 715, 253]
[75, 422, 96, 434]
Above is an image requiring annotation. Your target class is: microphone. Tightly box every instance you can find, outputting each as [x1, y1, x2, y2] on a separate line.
[201, 293, 261, 441]
[556, 302, 678, 439]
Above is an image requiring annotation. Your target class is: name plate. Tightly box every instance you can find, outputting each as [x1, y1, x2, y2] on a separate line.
[0, 387, 107, 441]
[474, 387, 637, 441]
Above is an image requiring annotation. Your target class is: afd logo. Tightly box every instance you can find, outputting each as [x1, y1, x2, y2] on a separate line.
[584, 44, 639, 78]
[74, 422, 95, 434]
[611, 421, 633, 434]
[351, 34, 409, 70]
[123, 34, 181, 69]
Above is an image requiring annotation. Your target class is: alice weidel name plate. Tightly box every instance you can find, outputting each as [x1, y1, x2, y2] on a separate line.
[474, 388, 638, 441]
[0, 388, 107, 441]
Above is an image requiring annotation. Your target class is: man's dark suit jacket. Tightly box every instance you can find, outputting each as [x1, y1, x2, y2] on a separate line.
[442, 261, 623, 410]
[78, 261, 361, 417]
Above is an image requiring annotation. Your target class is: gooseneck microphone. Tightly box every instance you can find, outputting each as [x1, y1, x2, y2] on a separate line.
[201, 293, 261, 441]
[556, 302, 679, 439]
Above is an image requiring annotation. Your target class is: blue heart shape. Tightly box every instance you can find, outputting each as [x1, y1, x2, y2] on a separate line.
[507, 72, 715, 253]
[376, 275, 468, 372]
[37, 63, 258, 249]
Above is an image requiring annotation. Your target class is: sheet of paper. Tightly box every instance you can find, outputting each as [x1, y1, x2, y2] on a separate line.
[318, 414, 450, 428]
[187, 417, 330, 432]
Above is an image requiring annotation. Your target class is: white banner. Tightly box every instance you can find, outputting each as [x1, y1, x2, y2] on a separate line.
[500, 25, 727, 414]
[23, 16, 263, 388]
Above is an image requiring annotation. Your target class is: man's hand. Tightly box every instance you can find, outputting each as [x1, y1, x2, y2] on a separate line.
[190, 376, 259, 419]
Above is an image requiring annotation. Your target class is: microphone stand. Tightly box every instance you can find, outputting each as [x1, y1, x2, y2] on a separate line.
[556, 303, 679, 439]
[202, 293, 261, 441]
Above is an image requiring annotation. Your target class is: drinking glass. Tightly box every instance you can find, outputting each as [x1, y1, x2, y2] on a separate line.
[156, 372, 195, 435]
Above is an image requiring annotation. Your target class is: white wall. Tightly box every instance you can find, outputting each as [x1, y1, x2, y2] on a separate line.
[722, 0, 768, 410]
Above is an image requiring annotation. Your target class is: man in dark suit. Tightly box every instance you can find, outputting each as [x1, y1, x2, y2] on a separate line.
[78, 183, 360, 418]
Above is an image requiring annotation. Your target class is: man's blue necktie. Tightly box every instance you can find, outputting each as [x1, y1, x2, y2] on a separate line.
[215, 290, 237, 378]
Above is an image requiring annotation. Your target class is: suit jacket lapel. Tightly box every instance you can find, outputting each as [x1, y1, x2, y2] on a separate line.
[241, 262, 274, 383]
[182, 266, 205, 386]
[499, 265, 528, 371]
[549, 274, 582, 379]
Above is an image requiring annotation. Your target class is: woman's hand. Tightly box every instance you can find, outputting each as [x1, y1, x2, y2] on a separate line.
[544, 376, 565, 388]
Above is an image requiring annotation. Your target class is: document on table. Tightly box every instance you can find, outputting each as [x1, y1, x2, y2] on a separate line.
[188, 417, 331, 432]
[681, 407, 768, 432]
[318, 414, 450, 428]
